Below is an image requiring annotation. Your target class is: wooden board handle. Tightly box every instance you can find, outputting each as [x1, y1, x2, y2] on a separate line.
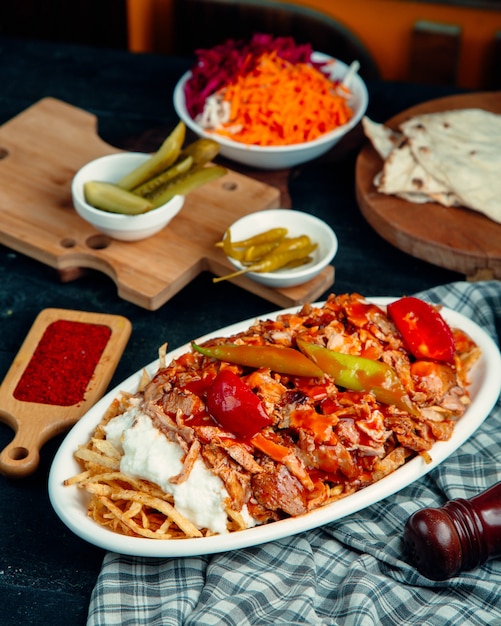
[0, 411, 46, 478]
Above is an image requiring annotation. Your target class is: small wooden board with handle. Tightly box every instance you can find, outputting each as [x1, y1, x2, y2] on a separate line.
[0, 308, 132, 478]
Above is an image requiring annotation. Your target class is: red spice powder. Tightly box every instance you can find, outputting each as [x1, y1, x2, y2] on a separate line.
[14, 319, 112, 406]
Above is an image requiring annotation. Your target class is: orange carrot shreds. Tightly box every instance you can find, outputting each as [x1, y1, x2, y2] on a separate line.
[213, 51, 354, 147]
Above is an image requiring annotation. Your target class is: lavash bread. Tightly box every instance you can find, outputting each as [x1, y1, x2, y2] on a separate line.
[362, 109, 501, 223]
[361, 117, 402, 159]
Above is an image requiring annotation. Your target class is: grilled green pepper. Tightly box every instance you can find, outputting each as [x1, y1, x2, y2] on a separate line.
[192, 342, 324, 378]
[296, 339, 419, 415]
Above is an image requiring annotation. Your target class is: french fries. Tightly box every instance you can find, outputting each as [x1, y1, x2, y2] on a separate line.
[65, 382, 247, 540]
[65, 435, 205, 539]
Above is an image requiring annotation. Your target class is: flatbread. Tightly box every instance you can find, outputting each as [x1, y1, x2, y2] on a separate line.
[362, 109, 501, 223]
[400, 109, 501, 222]
[364, 119, 461, 207]
[361, 117, 401, 159]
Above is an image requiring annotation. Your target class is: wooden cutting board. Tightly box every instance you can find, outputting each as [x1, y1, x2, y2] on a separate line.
[0, 97, 334, 310]
[355, 92, 501, 281]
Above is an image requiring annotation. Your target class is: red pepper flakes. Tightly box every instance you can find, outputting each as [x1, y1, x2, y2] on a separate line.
[13, 320, 112, 406]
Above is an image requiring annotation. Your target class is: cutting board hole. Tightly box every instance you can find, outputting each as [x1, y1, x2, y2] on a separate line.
[222, 181, 238, 191]
[60, 238, 76, 248]
[0, 147, 9, 160]
[8, 446, 29, 461]
[86, 234, 111, 249]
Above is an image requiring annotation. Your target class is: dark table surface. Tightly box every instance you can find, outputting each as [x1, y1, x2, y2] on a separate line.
[0, 35, 470, 626]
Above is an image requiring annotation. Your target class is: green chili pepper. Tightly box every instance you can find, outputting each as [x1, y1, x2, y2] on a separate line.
[281, 256, 313, 269]
[192, 342, 325, 378]
[271, 235, 314, 254]
[216, 227, 288, 262]
[219, 228, 244, 261]
[241, 242, 280, 263]
[296, 339, 419, 415]
[227, 227, 288, 249]
[213, 237, 317, 283]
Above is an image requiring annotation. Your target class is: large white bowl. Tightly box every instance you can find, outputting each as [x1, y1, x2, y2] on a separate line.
[173, 53, 368, 170]
[72, 153, 185, 242]
[223, 209, 338, 287]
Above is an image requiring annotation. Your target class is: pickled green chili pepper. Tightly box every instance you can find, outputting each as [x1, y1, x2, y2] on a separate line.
[216, 227, 288, 262]
[296, 339, 419, 415]
[271, 235, 314, 254]
[241, 242, 280, 263]
[192, 342, 325, 378]
[220, 228, 244, 261]
[212, 243, 318, 283]
[281, 256, 313, 269]
[225, 227, 288, 249]
[213, 236, 317, 283]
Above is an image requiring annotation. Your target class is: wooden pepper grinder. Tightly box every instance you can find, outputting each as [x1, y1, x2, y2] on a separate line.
[403, 482, 501, 580]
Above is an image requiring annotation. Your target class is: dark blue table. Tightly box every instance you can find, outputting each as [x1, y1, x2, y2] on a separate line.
[0, 35, 466, 626]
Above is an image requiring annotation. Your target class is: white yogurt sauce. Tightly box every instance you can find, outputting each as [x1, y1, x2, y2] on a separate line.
[104, 405, 232, 534]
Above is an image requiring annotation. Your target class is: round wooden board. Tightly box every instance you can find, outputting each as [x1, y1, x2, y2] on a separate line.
[355, 92, 501, 280]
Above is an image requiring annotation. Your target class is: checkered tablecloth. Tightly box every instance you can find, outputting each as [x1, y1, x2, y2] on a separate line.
[87, 281, 501, 626]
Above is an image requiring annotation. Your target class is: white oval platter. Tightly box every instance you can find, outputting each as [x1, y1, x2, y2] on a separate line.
[49, 298, 501, 557]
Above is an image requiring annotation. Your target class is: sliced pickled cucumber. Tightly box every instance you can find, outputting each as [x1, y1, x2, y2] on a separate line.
[116, 121, 186, 191]
[177, 138, 220, 167]
[84, 181, 154, 215]
[147, 165, 227, 208]
[132, 155, 193, 197]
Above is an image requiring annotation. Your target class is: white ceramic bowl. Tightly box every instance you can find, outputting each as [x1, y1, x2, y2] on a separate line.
[173, 53, 368, 170]
[223, 209, 338, 287]
[72, 153, 185, 241]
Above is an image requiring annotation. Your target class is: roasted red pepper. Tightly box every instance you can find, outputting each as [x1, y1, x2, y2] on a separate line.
[387, 296, 456, 364]
[205, 369, 272, 438]
[297, 339, 419, 415]
[192, 342, 324, 378]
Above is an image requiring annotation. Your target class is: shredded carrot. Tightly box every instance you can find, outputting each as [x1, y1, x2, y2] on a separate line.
[213, 51, 354, 147]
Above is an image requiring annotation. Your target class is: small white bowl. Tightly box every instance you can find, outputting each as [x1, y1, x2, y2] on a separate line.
[223, 209, 338, 288]
[71, 153, 185, 241]
[173, 53, 368, 170]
